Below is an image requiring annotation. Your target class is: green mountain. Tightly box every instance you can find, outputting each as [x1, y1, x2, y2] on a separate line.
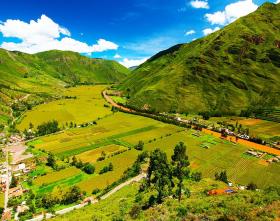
[121, 2, 280, 116]
[0, 49, 129, 125]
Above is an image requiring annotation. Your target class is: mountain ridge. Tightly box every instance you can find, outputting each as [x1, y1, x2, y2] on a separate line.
[121, 2, 280, 116]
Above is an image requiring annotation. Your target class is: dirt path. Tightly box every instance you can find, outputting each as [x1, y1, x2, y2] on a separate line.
[101, 173, 146, 200]
[102, 90, 136, 113]
[202, 128, 280, 156]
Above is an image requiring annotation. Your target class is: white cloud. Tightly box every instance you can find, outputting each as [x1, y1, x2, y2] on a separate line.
[185, 30, 196, 36]
[119, 57, 148, 68]
[276, 0, 280, 3]
[114, 54, 122, 59]
[190, 0, 209, 9]
[0, 14, 118, 54]
[203, 27, 220, 36]
[205, 0, 258, 25]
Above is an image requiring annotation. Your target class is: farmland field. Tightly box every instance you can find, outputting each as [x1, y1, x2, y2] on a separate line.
[76, 144, 128, 163]
[25, 85, 280, 196]
[17, 85, 111, 130]
[210, 117, 280, 140]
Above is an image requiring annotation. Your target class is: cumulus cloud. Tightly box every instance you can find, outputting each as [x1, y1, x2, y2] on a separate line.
[203, 27, 220, 36]
[190, 0, 209, 9]
[276, 0, 280, 3]
[0, 14, 118, 54]
[185, 30, 196, 36]
[205, 0, 258, 25]
[119, 57, 148, 68]
[114, 54, 122, 59]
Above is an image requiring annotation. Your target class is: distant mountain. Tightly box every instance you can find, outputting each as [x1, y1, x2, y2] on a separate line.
[121, 2, 280, 115]
[0, 49, 130, 125]
[129, 66, 138, 71]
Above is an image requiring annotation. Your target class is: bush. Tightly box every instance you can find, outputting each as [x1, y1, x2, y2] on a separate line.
[134, 140, 144, 151]
[99, 163, 113, 174]
[83, 163, 95, 174]
[191, 172, 202, 182]
[129, 204, 141, 219]
[92, 188, 100, 195]
[247, 182, 257, 191]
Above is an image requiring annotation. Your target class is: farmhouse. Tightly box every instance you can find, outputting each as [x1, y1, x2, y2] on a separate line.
[9, 186, 24, 198]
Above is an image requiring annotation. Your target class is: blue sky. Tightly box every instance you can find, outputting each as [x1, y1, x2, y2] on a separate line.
[0, 0, 278, 67]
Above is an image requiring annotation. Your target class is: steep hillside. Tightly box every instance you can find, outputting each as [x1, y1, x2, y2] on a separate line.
[121, 2, 280, 116]
[0, 49, 129, 125]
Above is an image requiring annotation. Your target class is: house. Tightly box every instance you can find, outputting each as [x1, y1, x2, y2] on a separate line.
[9, 186, 24, 198]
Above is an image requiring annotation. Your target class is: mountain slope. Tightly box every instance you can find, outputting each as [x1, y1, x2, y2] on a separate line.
[0, 49, 129, 125]
[121, 2, 280, 115]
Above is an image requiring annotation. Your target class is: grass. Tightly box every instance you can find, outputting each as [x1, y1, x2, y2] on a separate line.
[0, 193, 4, 209]
[120, 3, 280, 114]
[52, 184, 139, 221]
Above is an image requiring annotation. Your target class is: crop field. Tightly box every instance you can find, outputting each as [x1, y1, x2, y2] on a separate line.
[77, 149, 139, 193]
[17, 85, 111, 131]
[144, 130, 280, 188]
[210, 117, 280, 139]
[25, 86, 280, 196]
[76, 144, 128, 163]
[30, 112, 178, 157]
[33, 167, 81, 186]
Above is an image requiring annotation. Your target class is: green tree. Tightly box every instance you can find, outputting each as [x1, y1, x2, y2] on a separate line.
[10, 175, 18, 188]
[247, 182, 257, 190]
[83, 163, 95, 174]
[46, 153, 56, 168]
[71, 156, 77, 166]
[147, 149, 172, 203]
[171, 142, 190, 201]
[135, 140, 144, 151]
[215, 171, 228, 183]
[191, 172, 202, 182]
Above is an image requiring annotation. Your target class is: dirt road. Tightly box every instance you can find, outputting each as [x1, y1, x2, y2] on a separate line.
[102, 90, 136, 113]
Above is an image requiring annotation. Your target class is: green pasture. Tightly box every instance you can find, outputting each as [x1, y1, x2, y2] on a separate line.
[17, 85, 111, 131]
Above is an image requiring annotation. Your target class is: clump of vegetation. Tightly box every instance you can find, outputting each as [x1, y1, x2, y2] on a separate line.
[215, 171, 228, 183]
[83, 162, 95, 174]
[99, 163, 113, 174]
[134, 140, 144, 151]
[36, 120, 60, 136]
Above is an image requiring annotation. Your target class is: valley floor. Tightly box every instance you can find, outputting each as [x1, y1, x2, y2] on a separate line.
[3, 85, 280, 220]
